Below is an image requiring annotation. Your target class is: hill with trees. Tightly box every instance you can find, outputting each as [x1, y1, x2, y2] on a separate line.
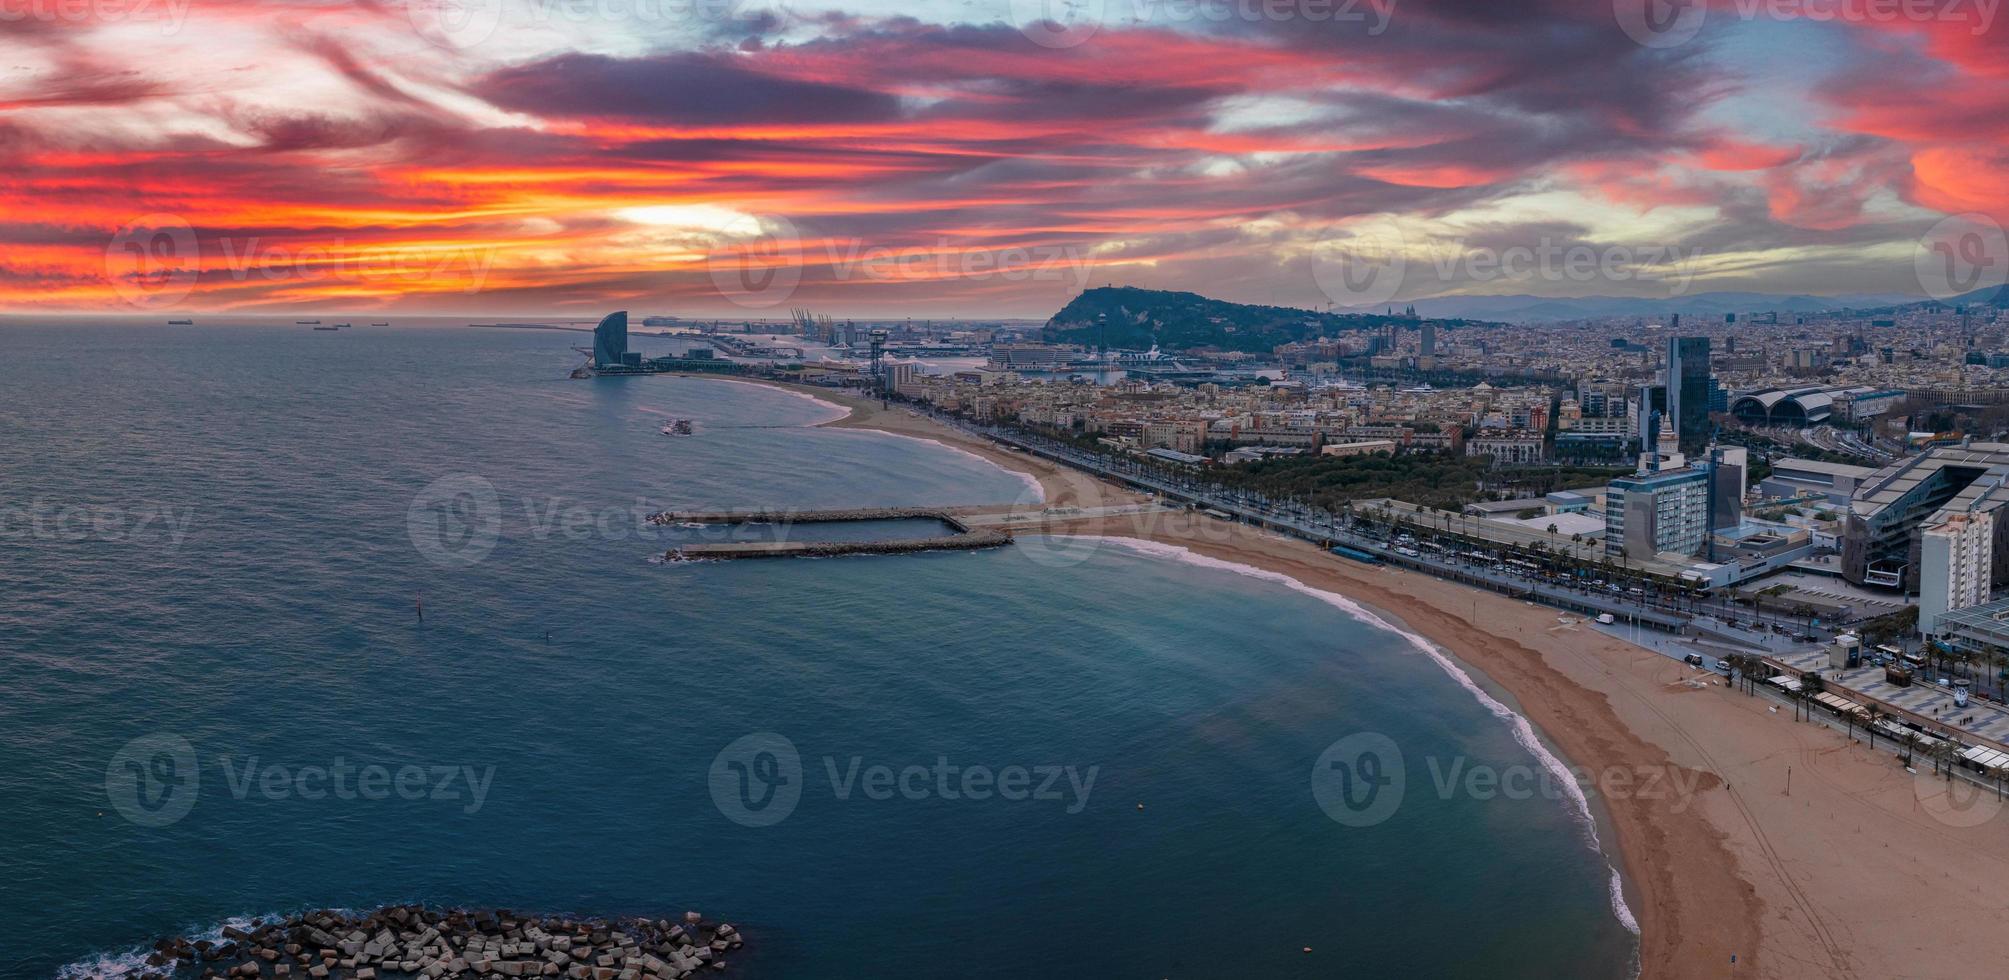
[1041, 286, 1487, 354]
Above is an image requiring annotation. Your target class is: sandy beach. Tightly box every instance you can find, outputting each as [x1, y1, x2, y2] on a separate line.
[724, 376, 2009, 979]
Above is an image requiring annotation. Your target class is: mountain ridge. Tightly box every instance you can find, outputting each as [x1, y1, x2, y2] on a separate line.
[1378, 288, 2006, 322]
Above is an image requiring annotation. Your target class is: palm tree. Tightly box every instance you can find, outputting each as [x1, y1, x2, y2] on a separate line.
[1931, 738, 1957, 779]
[1799, 671, 1825, 722]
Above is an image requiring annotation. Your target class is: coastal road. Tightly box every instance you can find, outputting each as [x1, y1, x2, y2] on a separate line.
[957, 418, 1831, 641]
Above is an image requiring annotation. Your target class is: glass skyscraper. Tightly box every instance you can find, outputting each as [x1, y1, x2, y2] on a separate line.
[1667, 336, 1711, 454]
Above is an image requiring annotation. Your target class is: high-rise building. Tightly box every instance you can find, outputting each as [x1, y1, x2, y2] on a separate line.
[1666, 336, 1710, 454]
[593, 310, 629, 368]
[1634, 383, 1667, 453]
[1606, 465, 1711, 561]
[1420, 321, 1436, 356]
[1708, 446, 1747, 533]
[1606, 418, 1709, 560]
[1921, 512, 1995, 636]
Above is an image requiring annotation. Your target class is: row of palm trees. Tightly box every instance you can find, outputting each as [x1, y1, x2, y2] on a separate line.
[1345, 500, 1725, 609]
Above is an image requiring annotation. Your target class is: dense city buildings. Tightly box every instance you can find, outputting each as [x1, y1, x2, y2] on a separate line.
[725, 288, 2008, 636]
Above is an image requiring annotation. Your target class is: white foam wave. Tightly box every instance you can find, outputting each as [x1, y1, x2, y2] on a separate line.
[57, 910, 354, 980]
[1087, 536, 1639, 937]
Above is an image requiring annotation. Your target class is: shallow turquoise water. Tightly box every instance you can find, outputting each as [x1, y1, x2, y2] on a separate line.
[0, 321, 1637, 977]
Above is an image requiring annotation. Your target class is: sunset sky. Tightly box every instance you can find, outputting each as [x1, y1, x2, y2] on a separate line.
[3, 0, 2005, 316]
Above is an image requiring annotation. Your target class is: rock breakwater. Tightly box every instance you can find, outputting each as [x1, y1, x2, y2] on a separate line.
[118, 906, 744, 980]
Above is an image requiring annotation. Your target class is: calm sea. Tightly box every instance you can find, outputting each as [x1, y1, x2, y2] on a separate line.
[0, 320, 1637, 978]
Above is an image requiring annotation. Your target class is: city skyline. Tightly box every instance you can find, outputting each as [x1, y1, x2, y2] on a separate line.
[5, 0, 2008, 315]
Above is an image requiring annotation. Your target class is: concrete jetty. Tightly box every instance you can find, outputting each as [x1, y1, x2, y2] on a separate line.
[649, 507, 973, 528]
[650, 507, 1010, 560]
[125, 905, 743, 980]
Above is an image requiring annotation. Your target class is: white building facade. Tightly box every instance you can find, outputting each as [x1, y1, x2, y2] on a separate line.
[1921, 511, 1995, 636]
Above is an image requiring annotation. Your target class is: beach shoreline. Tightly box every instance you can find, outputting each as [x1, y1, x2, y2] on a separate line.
[693, 374, 2009, 980]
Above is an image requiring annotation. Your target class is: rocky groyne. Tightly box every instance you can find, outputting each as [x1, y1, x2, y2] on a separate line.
[122, 906, 744, 980]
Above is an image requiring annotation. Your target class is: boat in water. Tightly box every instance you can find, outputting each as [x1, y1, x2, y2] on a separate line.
[167, 319, 193, 325]
[660, 419, 696, 436]
[297, 320, 321, 325]
[312, 325, 340, 331]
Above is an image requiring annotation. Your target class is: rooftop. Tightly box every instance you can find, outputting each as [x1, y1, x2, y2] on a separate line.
[1850, 442, 2009, 521]
[1770, 457, 1877, 480]
[1938, 597, 2009, 648]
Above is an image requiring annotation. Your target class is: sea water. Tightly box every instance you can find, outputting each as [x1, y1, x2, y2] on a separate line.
[0, 321, 1637, 977]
